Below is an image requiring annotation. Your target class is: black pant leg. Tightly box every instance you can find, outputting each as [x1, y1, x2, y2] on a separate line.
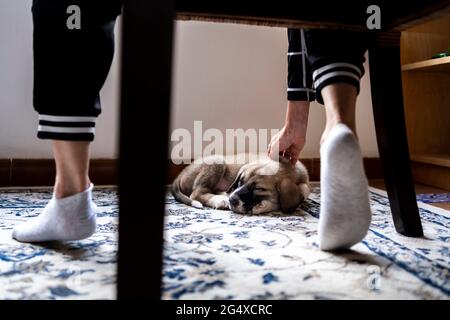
[32, 0, 123, 141]
[303, 29, 368, 104]
[287, 29, 316, 102]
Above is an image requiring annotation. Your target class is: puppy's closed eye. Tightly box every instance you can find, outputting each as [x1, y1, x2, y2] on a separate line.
[227, 173, 242, 193]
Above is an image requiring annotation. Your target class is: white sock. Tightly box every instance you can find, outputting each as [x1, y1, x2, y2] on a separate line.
[12, 184, 97, 243]
[318, 124, 371, 251]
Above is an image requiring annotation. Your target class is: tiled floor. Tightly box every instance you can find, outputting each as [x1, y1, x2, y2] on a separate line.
[369, 180, 450, 211]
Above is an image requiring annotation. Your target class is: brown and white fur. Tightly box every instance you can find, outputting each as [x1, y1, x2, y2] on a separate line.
[172, 154, 310, 214]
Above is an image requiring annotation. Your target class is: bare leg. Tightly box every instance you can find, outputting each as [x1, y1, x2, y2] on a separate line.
[321, 83, 357, 144]
[12, 140, 97, 242]
[53, 141, 91, 198]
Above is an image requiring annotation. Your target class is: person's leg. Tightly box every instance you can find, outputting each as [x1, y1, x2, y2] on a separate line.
[302, 29, 372, 251]
[320, 83, 356, 144]
[318, 82, 371, 251]
[53, 141, 91, 198]
[12, 0, 123, 243]
[13, 141, 97, 242]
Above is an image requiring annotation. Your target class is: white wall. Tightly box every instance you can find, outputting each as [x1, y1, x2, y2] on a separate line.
[171, 22, 379, 159]
[0, 1, 379, 159]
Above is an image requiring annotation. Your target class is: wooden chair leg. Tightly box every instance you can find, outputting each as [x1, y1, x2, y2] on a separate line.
[368, 33, 423, 237]
[118, 0, 175, 299]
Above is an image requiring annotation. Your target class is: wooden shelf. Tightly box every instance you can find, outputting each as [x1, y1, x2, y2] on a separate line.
[402, 56, 450, 72]
[401, 14, 450, 190]
[410, 153, 450, 168]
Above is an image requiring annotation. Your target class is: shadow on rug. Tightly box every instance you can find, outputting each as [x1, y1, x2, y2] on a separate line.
[0, 184, 449, 299]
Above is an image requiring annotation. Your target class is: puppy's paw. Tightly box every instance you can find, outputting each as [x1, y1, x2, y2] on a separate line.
[208, 195, 230, 210]
[191, 200, 203, 209]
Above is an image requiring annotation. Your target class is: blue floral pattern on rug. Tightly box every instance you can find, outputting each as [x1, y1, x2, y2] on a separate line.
[1, 184, 449, 299]
[0, 188, 118, 300]
[162, 184, 450, 300]
[416, 193, 450, 204]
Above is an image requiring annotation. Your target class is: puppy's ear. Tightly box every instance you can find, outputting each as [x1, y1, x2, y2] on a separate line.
[226, 173, 241, 194]
[276, 179, 304, 213]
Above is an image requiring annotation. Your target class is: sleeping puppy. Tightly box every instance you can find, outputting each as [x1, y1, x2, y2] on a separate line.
[172, 154, 310, 214]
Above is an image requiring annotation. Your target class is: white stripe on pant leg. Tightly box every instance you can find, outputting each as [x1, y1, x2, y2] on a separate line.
[39, 114, 97, 122]
[314, 71, 360, 89]
[287, 52, 304, 56]
[312, 63, 362, 80]
[300, 30, 309, 100]
[287, 88, 316, 92]
[38, 126, 95, 134]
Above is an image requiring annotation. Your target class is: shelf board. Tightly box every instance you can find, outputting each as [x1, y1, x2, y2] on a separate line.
[402, 56, 450, 72]
[411, 153, 450, 168]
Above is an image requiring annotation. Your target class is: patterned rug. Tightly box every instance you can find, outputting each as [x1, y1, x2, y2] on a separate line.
[0, 187, 118, 300]
[0, 184, 449, 299]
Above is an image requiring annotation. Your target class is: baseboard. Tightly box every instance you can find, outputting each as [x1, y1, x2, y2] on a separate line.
[411, 161, 450, 190]
[0, 157, 383, 187]
[0, 159, 118, 187]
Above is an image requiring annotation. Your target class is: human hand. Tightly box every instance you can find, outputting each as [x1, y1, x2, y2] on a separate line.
[267, 101, 309, 166]
[268, 125, 306, 166]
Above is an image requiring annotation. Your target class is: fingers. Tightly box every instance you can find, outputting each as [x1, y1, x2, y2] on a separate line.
[279, 148, 300, 167]
[268, 134, 281, 160]
[268, 142, 279, 160]
[267, 128, 299, 162]
[290, 156, 298, 167]
[269, 139, 291, 161]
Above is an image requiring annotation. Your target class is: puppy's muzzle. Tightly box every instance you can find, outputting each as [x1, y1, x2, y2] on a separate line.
[229, 187, 256, 214]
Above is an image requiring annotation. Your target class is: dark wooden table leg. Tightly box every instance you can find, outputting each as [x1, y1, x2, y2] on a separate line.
[368, 32, 423, 237]
[118, 0, 174, 299]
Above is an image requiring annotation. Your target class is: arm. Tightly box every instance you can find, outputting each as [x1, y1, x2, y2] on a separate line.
[268, 100, 310, 166]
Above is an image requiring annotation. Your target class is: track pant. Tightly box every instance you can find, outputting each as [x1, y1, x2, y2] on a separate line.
[32, 0, 123, 141]
[287, 29, 368, 104]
